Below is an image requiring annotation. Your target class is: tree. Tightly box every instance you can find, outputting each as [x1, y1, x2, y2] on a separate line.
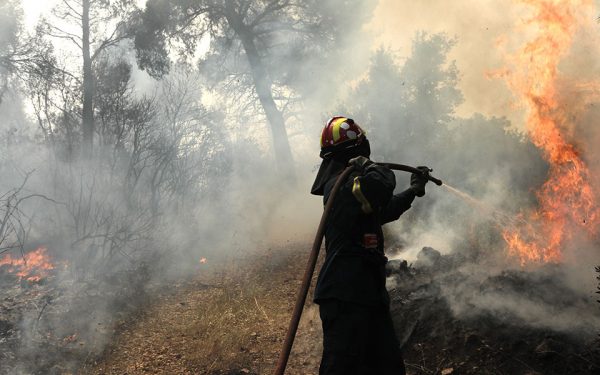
[341, 34, 546, 232]
[346, 34, 463, 161]
[0, 1, 54, 105]
[145, 67, 231, 214]
[133, 0, 365, 175]
[40, 0, 138, 152]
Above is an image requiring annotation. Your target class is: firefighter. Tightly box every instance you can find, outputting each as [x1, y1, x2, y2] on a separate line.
[310, 116, 429, 375]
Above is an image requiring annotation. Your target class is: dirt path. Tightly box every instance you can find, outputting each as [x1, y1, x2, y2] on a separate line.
[82, 244, 600, 375]
[85, 245, 323, 375]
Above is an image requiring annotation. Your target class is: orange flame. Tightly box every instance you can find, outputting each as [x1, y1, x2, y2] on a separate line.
[496, 0, 600, 264]
[0, 246, 55, 282]
[199, 257, 207, 264]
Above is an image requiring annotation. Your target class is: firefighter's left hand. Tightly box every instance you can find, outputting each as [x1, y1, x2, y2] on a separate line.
[410, 166, 431, 197]
[348, 156, 373, 173]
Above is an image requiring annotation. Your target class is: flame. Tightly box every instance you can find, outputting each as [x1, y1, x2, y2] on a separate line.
[496, 0, 600, 264]
[0, 246, 55, 282]
[199, 257, 207, 264]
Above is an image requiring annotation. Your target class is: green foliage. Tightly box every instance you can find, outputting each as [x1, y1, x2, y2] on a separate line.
[347, 34, 463, 159]
[0, 0, 22, 52]
[132, 0, 176, 79]
[339, 32, 548, 234]
[0, 1, 55, 104]
[134, 0, 375, 100]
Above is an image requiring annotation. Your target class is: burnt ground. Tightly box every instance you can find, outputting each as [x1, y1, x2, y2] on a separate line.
[0, 262, 153, 374]
[388, 252, 600, 375]
[3, 243, 599, 374]
[87, 244, 600, 375]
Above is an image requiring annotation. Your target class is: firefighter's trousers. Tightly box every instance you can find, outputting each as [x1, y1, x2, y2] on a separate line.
[318, 299, 406, 375]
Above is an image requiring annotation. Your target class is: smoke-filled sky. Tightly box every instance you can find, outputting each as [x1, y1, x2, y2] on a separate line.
[13, 0, 600, 249]
[368, 0, 600, 126]
[20, 0, 600, 128]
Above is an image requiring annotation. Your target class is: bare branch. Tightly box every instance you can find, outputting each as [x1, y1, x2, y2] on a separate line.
[91, 27, 126, 61]
[46, 23, 84, 42]
[45, 23, 84, 50]
[62, 0, 84, 18]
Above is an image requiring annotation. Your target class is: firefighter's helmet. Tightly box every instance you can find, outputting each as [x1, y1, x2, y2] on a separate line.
[320, 116, 367, 159]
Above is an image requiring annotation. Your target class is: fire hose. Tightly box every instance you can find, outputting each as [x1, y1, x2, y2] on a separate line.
[274, 163, 442, 375]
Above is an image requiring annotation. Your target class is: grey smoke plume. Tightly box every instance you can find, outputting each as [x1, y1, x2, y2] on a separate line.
[0, 0, 599, 372]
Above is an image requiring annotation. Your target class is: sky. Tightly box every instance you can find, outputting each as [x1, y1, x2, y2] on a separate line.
[367, 0, 517, 119]
[22, 0, 56, 29]
[367, 0, 600, 128]
[19, 0, 600, 129]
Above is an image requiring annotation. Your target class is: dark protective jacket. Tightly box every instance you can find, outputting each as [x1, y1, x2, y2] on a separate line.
[314, 163, 415, 307]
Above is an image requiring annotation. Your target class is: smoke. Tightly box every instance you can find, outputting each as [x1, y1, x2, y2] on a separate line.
[1, 0, 600, 372]
[332, 1, 600, 339]
[440, 263, 600, 337]
[366, 0, 525, 125]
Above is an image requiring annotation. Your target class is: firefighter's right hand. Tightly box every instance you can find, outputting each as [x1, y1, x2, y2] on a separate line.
[348, 156, 373, 173]
[410, 166, 430, 197]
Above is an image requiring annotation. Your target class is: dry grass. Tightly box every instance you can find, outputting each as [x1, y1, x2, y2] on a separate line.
[87, 243, 323, 374]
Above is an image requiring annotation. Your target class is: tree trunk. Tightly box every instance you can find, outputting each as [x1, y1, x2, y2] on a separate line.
[82, 0, 94, 154]
[225, 5, 295, 178]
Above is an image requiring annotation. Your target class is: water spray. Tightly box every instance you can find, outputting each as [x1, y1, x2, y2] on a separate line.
[442, 184, 530, 232]
[274, 163, 442, 375]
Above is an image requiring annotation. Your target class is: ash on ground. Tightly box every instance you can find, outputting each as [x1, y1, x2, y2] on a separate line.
[387, 247, 600, 375]
[0, 266, 151, 374]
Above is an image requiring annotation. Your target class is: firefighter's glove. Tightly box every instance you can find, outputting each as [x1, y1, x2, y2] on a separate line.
[348, 156, 373, 174]
[410, 166, 431, 197]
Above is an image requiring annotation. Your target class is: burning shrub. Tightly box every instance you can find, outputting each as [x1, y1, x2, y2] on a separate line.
[0, 246, 55, 283]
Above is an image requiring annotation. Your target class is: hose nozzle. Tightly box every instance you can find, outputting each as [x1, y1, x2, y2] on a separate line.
[377, 163, 443, 186]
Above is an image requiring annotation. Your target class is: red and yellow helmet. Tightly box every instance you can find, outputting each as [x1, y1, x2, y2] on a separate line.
[320, 116, 367, 158]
